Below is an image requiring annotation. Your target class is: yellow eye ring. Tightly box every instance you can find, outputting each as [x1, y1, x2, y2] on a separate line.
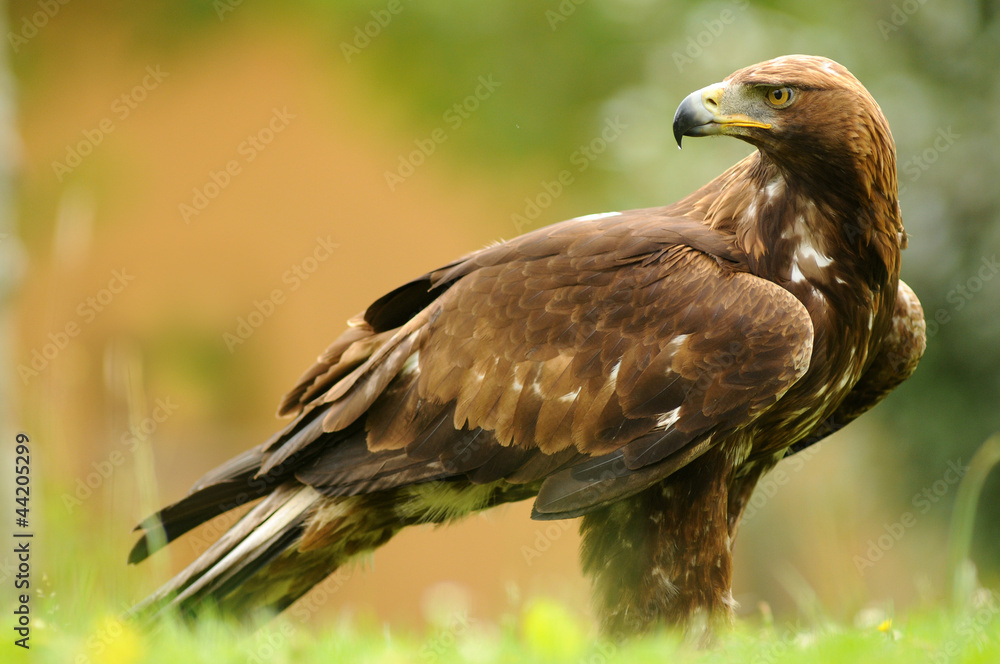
[765, 86, 795, 108]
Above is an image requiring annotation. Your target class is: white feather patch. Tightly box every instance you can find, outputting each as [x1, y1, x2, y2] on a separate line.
[656, 407, 681, 429]
[797, 240, 834, 268]
[572, 211, 621, 222]
[172, 485, 321, 604]
[558, 387, 582, 404]
[666, 333, 690, 352]
[400, 350, 420, 376]
[608, 360, 622, 384]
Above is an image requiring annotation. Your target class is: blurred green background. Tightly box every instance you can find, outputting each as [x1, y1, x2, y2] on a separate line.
[3, 0, 999, 636]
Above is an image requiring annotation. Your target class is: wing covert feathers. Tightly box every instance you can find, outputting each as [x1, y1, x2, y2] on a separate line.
[257, 215, 813, 517]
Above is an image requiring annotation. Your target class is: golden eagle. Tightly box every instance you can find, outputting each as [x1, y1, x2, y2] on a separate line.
[130, 55, 926, 636]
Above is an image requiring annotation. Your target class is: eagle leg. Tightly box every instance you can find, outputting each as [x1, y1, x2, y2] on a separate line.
[579, 446, 736, 641]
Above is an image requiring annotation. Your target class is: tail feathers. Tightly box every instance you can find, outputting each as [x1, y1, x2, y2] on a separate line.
[129, 408, 335, 565]
[131, 483, 321, 621]
[129, 476, 538, 623]
[128, 452, 265, 564]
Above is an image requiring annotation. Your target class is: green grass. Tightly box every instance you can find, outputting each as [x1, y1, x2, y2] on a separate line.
[7, 436, 999, 664]
[5, 595, 1000, 664]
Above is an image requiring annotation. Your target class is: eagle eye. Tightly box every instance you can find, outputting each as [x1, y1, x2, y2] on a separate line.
[764, 86, 795, 108]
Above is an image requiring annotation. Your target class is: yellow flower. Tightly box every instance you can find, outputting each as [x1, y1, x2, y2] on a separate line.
[81, 616, 144, 664]
[521, 598, 586, 660]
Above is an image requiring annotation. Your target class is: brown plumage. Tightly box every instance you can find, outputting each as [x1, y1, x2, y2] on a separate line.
[129, 55, 926, 637]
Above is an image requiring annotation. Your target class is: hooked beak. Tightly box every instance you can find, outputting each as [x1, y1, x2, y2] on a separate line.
[672, 83, 772, 148]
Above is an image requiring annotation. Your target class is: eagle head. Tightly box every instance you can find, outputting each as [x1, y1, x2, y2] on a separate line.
[673, 54, 897, 210]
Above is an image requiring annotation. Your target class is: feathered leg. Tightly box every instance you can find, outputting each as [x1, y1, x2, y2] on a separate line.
[580, 447, 736, 641]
